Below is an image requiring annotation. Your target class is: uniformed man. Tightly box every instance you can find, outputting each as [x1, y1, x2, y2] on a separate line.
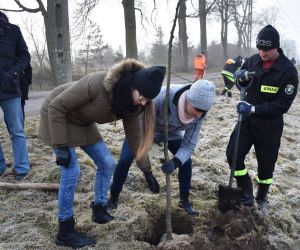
[227, 25, 298, 209]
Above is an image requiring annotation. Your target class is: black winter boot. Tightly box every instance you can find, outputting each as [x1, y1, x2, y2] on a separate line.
[235, 174, 254, 207]
[227, 90, 232, 97]
[178, 192, 199, 216]
[55, 217, 95, 248]
[221, 89, 227, 95]
[144, 171, 160, 194]
[91, 202, 114, 224]
[256, 184, 270, 210]
[107, 191, 119, 210]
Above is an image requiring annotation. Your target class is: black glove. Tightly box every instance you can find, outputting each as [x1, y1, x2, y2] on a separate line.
[55, 147, 71, 167]
[161, 157, 182, 175]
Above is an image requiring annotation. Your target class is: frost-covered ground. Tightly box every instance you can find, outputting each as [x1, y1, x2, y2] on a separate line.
[0, 76, 299, 250]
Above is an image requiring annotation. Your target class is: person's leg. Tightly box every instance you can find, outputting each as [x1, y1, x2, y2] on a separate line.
[253, 117, 283, 209]
[0, 144, 6, 175]
[81, 141, 115, 206]
[110, 138, 134, 196]
[168, 140, 198, 215]
[81, 141, 115, 224]
[226, 121, 254, 206]
[194, 69, 201, 81]
[1, 97, 29, 177]
[199, 69, 205, 79]
[54, 147, 80, 221]
[54, 147, 95, 248]
[221, 75, 228, 95]
[21, 98, 25, 126]
[224, 77, 235, 97]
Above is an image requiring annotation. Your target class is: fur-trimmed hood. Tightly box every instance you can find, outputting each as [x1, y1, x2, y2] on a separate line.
[103, 58, 146, 99]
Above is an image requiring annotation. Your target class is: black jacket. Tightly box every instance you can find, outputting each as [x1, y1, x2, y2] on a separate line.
[223, 57, 242, 74]
[240, 49, 298, 117]
[0, 23, 30, 100]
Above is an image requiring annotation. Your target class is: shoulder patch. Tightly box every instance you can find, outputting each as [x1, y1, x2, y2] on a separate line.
[285, 84, 295, 95]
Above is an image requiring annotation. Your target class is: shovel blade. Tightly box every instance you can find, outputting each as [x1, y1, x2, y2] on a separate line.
[218, 184, 242, 213]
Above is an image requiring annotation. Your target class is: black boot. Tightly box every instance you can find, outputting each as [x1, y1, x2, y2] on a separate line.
[227, 90, 232, 97]
[178, 192, 199, 216]
[221, 89, 227, 95]
[55, 217, 95, 248]
[236, 174, 254, 207]
[107, 191, 119, 210]
[91, 202, 114, 224]
[144, 171, 160, 194]
[256, 184, 270, 210]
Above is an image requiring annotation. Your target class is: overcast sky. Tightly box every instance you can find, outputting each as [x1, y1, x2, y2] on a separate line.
[1, 0, 300, 59]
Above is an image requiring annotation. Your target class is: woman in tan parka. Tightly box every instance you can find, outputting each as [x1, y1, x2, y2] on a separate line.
[38, 59, 165, 248]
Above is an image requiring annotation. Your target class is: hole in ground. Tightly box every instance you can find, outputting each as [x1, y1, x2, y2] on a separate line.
[138, 210, 194, 246]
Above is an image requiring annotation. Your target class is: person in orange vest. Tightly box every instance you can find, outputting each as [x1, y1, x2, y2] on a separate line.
[193, 52, 206, 81]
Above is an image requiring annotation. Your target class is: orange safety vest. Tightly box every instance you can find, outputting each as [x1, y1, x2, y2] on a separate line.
[194, 55, 206, 70]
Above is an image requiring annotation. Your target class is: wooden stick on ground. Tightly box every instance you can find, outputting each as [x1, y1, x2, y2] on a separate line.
[0, 182, 59, 191]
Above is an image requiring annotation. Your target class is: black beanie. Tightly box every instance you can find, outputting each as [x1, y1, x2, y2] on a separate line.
[134, 66, 166, 99]
[0, 11, 9, 29]
[256, 25, 280, 51]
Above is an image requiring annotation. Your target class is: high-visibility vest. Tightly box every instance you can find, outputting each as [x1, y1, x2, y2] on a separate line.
[194, 55, 206, 69]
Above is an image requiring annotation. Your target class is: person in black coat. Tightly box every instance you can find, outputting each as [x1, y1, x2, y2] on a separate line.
[0, 11, 31, 180]
[227, 25, 298, 210]
[220, 56, 243, 97]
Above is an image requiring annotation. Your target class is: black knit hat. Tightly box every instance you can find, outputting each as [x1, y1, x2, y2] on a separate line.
[256, 25, 280, 51]
[0, 11, 9, 29]
[134, 66, 166, 99]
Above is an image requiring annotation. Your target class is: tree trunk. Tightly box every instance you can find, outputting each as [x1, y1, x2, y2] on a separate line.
[46, 0, 72, 86]
[178, 0, 189, 72]
[122, 0, 138, 59]
[199, 0, 207, 54]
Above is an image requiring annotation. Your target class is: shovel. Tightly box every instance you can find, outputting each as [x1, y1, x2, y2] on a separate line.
[218, 71, 255, 213]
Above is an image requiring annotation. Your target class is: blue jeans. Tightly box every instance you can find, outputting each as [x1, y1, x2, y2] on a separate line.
[111, 138, 192, 194]
[0, 97, 30, 175]
[55, 141, 115, 221]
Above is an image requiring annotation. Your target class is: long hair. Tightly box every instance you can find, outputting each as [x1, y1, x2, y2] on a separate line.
[136, 100, 155, 160]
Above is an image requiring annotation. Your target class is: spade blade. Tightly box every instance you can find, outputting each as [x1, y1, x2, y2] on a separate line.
[218, 184, 242, 213]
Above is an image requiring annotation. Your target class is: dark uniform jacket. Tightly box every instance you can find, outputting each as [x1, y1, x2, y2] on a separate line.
[0, 23, 30, 100]
[223, 57, 242, 74]
[241, 49, 298, 117]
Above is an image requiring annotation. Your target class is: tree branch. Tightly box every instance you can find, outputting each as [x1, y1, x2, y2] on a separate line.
[14, 0, 41, 13]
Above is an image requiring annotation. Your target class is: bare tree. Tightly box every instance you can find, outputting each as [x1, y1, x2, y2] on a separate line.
[215, 0, 237, 60]
[122, 0, 138, 59]
[281, 38, 297, 59]
[2, 0, 72, 86]
[178, 0, 189, 72]
[232, 0, 253, 56]
[198, 0, 216, 54]
[255, 6, 280, 28]
[22, 17, 52, 87]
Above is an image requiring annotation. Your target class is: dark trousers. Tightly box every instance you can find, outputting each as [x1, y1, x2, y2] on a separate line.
[222, 74, 235, 90]
[226, 115, 283, 181]
[110, 138, 192, 194]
